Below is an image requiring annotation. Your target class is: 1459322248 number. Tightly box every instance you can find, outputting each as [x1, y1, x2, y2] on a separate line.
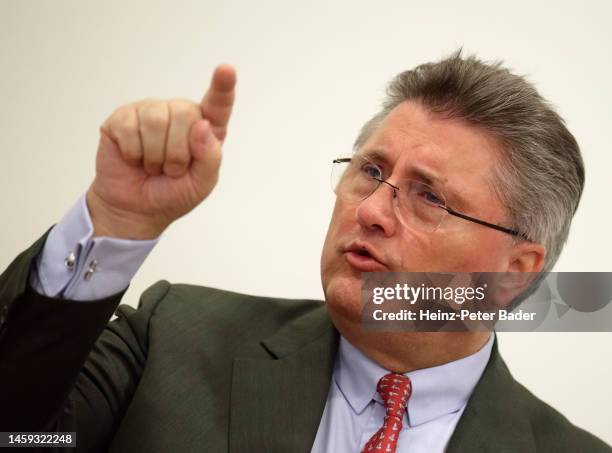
[4, 432, 75, 447]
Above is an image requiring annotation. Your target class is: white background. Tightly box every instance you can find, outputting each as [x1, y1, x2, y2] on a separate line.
[1, 0, 611, 445]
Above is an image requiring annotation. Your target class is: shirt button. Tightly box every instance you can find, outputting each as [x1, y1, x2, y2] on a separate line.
[64, 252, 76, 269]
[84, 259, 99, 281]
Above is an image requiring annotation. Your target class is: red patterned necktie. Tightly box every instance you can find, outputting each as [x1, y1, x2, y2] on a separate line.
[361, 373, 412, 453]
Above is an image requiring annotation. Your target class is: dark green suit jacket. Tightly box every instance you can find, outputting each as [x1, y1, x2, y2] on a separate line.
[0, 232, 610, 452]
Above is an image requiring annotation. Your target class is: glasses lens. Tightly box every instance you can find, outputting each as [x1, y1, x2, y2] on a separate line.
[330, 157, 447, 233]
[395, 180, 446, 232]
[331, 156, 379, 202]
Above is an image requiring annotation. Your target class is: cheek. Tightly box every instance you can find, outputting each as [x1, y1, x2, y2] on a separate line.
[410, 230, 508, 272]
[321, 200, 354, 263]
[393, 229, 435, 271]
[321, 205, 341, 280]
[322, 266, 362, 325]
[392, 228, 478, 272]
[320, 203, 362, 313]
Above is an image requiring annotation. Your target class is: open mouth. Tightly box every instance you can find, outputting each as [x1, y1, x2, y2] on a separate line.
[344, 247, 387, 272]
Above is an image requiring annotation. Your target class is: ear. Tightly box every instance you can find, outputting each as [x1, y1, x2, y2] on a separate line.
[506, 241, 546, 274]
[487, 241, 547, 309]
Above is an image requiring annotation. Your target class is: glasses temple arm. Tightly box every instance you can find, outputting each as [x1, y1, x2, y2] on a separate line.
[442, 206, 522, 238]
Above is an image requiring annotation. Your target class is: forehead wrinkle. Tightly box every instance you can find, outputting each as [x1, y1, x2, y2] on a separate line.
[360, 142, 498, 216]
[363, 119, 449, 171]
[360, 147, 448, 188]
[360, 101, 508, 217]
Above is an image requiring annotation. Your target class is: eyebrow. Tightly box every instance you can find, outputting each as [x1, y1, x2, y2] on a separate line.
[360, 149, 446, 187]
[359, 148, 470, 209]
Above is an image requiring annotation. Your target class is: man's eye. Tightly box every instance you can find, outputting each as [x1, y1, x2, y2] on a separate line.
[362, 164, 382, 179]
[419, 189, 443, 205]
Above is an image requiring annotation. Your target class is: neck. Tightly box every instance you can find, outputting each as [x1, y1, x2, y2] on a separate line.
[339, 327, 491, 373]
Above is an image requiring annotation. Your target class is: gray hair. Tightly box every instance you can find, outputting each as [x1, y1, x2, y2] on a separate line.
[354, 49, 584, 274]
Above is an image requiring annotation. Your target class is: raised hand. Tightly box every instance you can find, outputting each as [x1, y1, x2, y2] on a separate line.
[86, 65, 236, 239]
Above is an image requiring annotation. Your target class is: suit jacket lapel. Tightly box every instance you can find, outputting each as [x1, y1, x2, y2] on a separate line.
[229, 310, 536, 453]
[229, 304, 338, 453]
[446, 337, 537, 453]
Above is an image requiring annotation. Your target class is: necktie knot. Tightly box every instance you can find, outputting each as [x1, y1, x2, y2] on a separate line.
[361, 373, 412, 453]
[377, 373, 412, 419]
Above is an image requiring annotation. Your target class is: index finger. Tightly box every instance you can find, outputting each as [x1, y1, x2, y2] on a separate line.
[200, 64, 236, 142]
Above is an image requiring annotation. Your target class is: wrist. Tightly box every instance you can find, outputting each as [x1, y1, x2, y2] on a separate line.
[86, 189, 167, 240]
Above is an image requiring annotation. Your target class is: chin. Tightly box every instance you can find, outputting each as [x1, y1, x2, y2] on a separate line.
[323, 274, 362, 325]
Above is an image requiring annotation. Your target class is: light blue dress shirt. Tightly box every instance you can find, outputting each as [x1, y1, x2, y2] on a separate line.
[29, 193, 158, 300]
[311, 334, 493, 452]
[30, 196, 494, 452]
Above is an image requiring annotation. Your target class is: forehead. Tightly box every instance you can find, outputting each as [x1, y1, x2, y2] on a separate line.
[360, 101, 504, 209]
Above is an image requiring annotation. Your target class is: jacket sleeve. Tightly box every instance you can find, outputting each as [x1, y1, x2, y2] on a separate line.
[0, 229, 171, 452]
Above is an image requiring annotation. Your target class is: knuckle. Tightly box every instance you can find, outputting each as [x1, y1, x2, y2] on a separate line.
[113, 120, 136, 140]
[122, 145, 141, 161]
[139, 102, 169, 131]
[172, 108, 194, 125]
[109, 107, 137, 137]
[108, 104, 128, 121]
[169, 99, 200, 124]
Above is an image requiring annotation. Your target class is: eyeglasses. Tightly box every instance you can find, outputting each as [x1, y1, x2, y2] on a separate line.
[331, 155, 523, 238]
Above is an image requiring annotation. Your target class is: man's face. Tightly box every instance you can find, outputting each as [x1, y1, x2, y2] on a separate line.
[320, 100, 517, 324]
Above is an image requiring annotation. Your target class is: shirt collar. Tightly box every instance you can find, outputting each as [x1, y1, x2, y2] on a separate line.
[334, 333, 494, 427]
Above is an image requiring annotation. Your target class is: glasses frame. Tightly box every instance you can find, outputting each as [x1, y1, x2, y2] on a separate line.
[332, 157, 524, 239]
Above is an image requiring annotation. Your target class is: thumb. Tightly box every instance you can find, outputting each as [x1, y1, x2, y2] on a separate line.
[188, 119, 222, 195]
[201, 64, 236, 143]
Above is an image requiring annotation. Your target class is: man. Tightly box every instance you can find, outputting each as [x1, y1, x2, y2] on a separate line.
[0, 51, 609, 452]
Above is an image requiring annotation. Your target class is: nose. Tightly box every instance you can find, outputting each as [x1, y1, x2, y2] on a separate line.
[355, 182, 398, 237]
